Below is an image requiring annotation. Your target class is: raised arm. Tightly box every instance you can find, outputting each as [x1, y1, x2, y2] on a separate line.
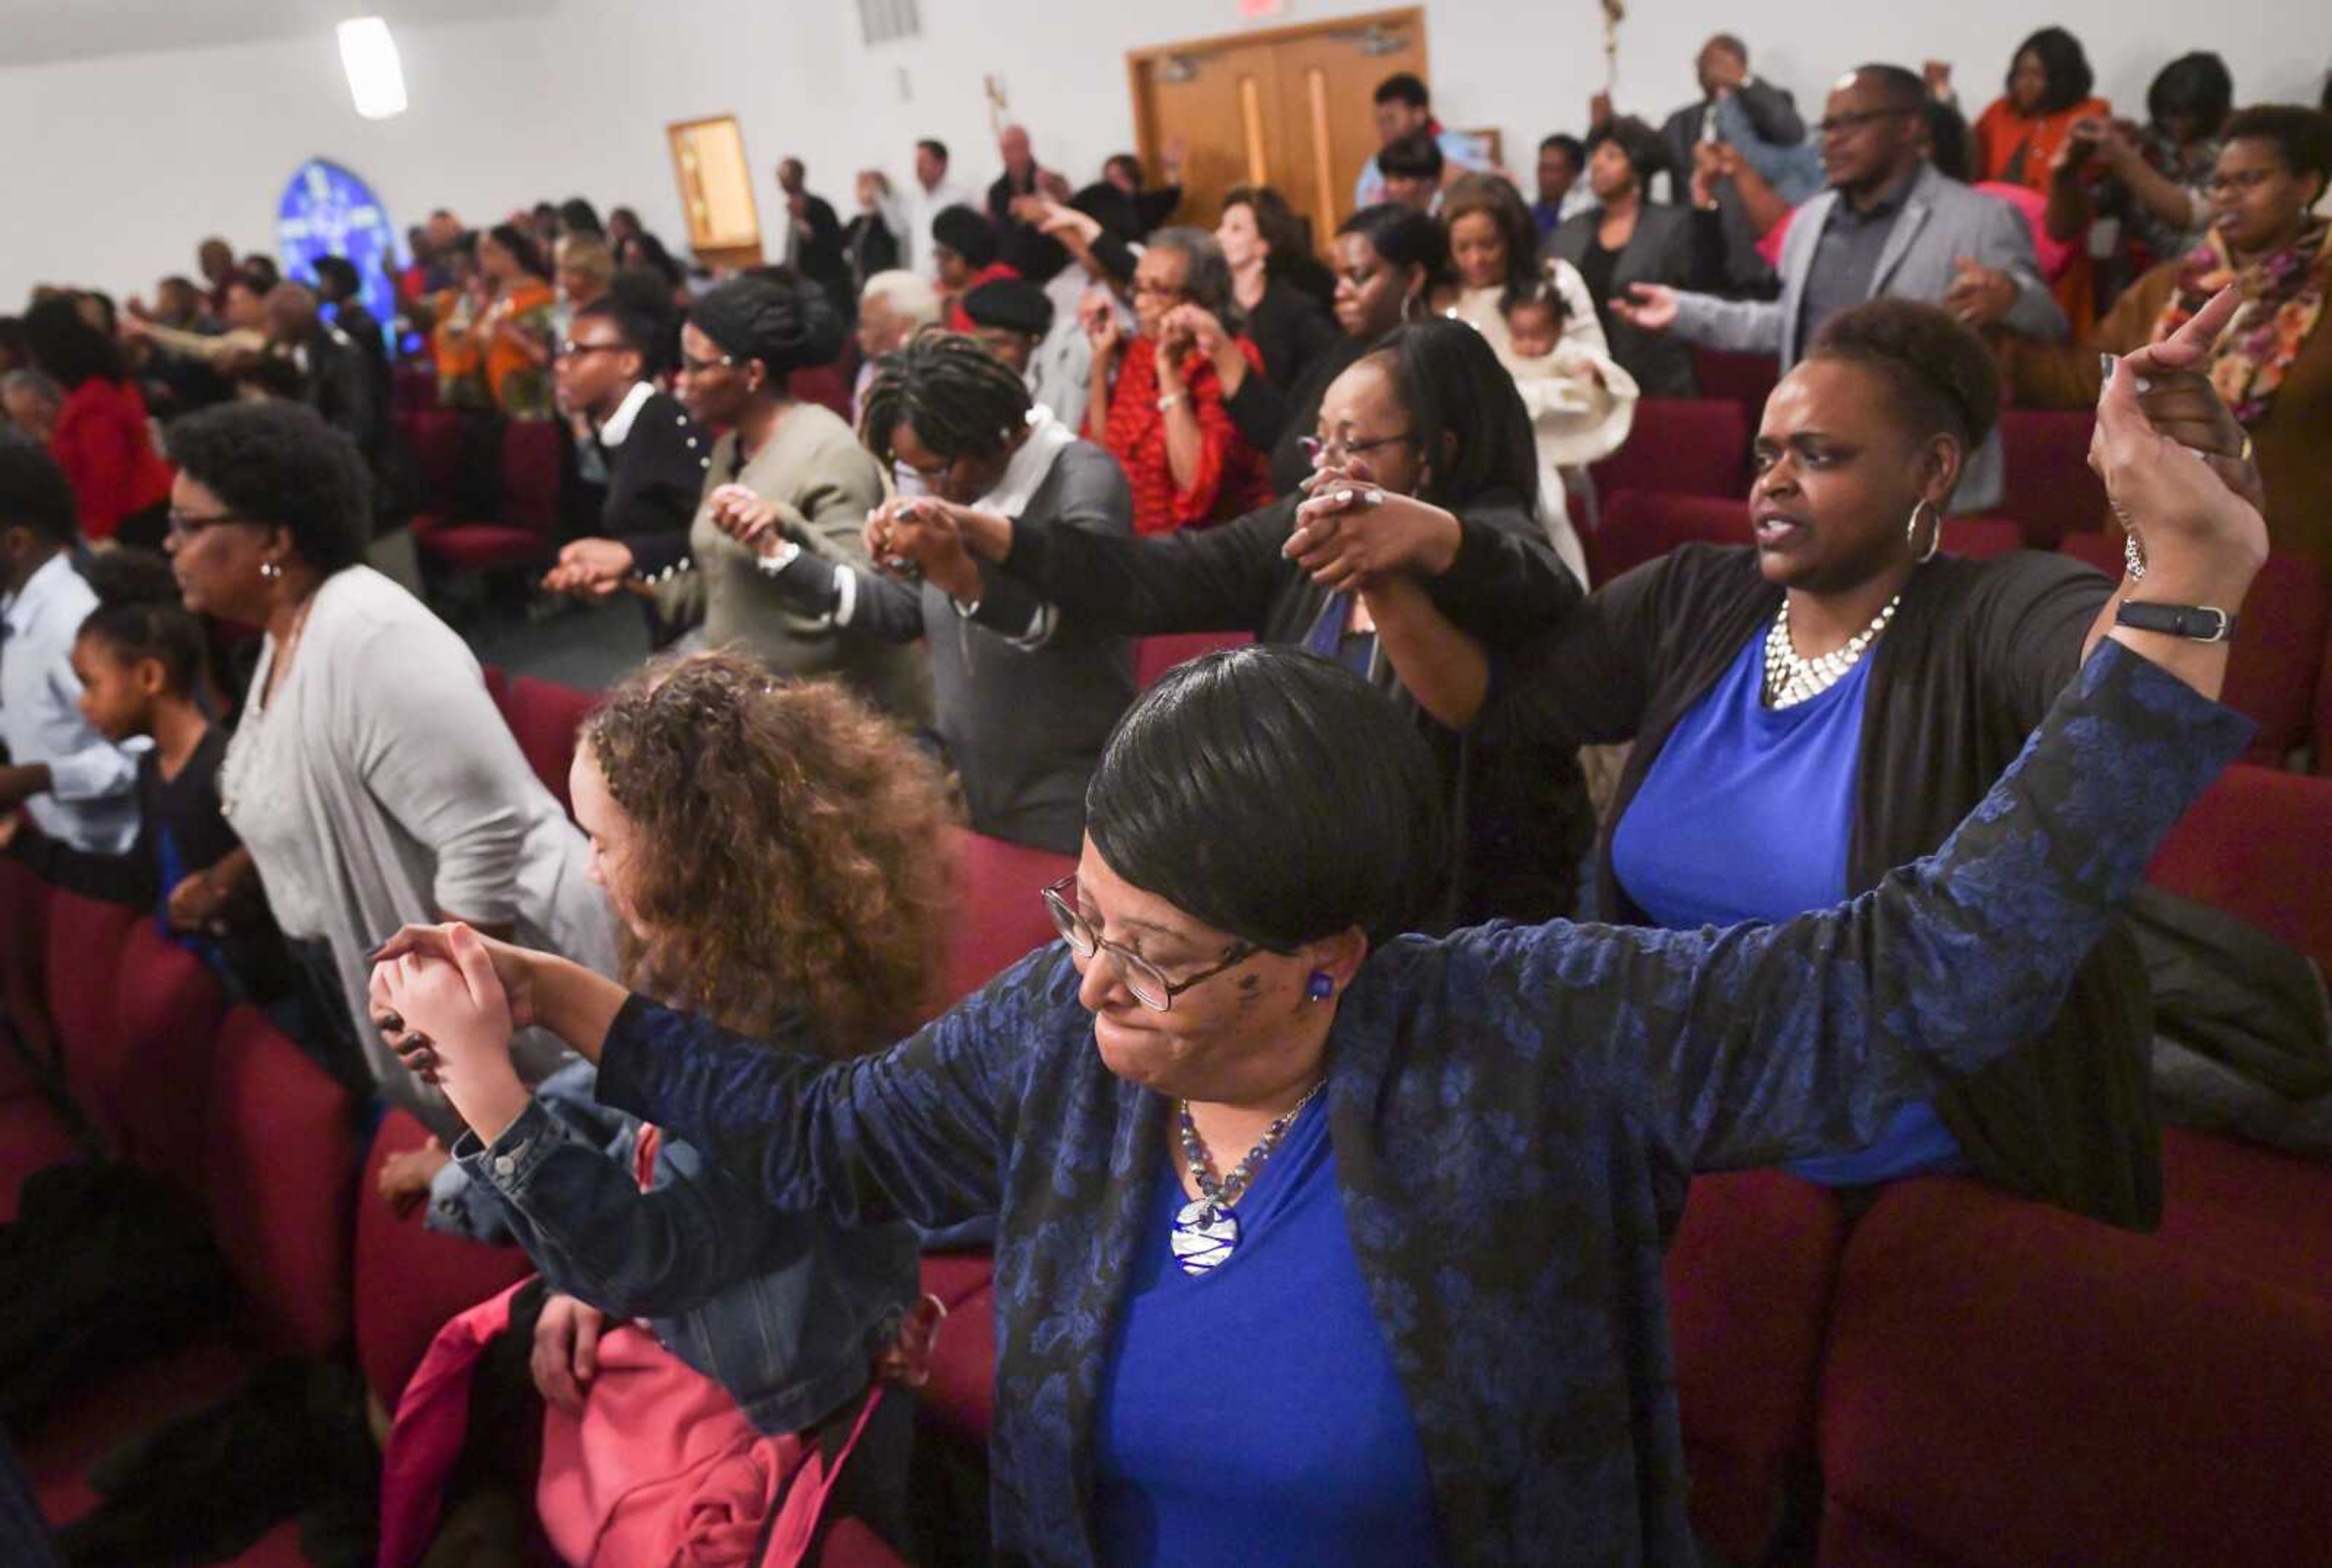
[970, 494, 1292, 636]
[372, 926, 1063, 1235]
[453, 1097, 811, 1320]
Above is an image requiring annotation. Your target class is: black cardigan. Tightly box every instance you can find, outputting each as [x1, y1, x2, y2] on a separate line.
[1481, 543, 2156, 1225]
[1239, 281, 1340, 401]
[997, 489, 1593, 926]
[601, 390, 714, 581]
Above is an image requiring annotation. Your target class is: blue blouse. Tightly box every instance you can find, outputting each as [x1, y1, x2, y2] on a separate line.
[592, 644, 2250, 1566]
[1612, 633, 1965, 1186]
[1095, 1101, 1445, 1567]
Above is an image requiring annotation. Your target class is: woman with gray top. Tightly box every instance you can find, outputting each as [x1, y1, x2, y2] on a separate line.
[729, 331, 1133, 854]
[655, 273, 931, 725]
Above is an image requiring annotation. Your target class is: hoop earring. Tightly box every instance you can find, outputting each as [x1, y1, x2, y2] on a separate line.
[259, 561, 284, 581]
[1906, 500, 1941, 565]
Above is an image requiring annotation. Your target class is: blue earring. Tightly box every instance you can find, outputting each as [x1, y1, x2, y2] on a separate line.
[1306, 971, 1334, 1003]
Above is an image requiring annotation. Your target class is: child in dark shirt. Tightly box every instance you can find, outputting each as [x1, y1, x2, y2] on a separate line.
[0, 551, 288, 1001]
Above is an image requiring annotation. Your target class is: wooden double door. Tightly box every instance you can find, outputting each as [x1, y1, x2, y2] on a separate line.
[1127, 7, 1429, 259]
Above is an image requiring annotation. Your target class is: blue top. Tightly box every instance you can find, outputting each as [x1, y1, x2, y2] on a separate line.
[1095, 1101, 1445, 1567]
[592, 643, 2249, 1566]
[1611, 632, 1966, 1185]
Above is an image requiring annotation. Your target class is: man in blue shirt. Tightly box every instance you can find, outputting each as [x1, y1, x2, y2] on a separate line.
[0, 441, 137, 853]
[1354, 72, 1495, 209]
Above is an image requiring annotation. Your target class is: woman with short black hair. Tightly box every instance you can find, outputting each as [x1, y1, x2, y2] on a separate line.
[744, 328, 1133, 853]
[20, 296, 172, 545]
[666, 274, 931, 723]
[372, 336, 2264, 1557]
[163, 400, 614, 1110]
[1332, 295, 2261, 1229]
[1969, 26, 2112, 319]
[1550, 117, 1707, 397]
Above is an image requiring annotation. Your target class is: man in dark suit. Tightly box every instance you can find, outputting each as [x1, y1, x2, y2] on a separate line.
[262, 282, 382, 471]
[987, 124, 1070, 282]
[776, 159, 854, 324]
[543, 298, 711, 607]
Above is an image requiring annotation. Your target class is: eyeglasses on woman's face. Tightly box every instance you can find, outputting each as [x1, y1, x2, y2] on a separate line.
[556, 338, 630, 361]
[1300, 430, 1416, 466]
[165, 510, 251, 539]
[1042, 876, 1258, 1012]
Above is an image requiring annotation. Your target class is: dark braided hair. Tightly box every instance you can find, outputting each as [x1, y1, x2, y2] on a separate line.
[856, 329, 1032, 467]
[76, 547, 207, 697]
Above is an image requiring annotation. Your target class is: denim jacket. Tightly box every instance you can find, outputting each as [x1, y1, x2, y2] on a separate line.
[453, 1057, 918, 1436]
[592, 644, 2249, 1564]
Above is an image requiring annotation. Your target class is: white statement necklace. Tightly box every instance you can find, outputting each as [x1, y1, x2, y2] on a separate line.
[1762, 593, 1900, 709]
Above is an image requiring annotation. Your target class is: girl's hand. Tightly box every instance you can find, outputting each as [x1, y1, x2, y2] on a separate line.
[368, 922, 539, 1092]
[531, 1293, 607, 1416]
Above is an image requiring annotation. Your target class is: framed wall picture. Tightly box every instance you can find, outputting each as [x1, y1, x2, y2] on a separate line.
[668, 114, 764, 268]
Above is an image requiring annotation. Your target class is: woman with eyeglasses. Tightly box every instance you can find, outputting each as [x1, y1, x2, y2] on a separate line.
[368, 336, 2265, 1559]
[878, 317, 1592, 928]
[1083, 226, 1272, 535]
[1175, 202, 1451, 500]
[745, 330, 1134, 855]
[650, 273, 931, 724]
[157, 400, 615, 1117]
[1985, 104, 2332, 578]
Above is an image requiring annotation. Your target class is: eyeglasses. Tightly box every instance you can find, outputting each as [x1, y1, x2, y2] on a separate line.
[1042, 876, 1258, 1012]
[1300, 430, 1416, 465]
[166, 511, 249, 537]
[2203, 168, 2281, 197]
[1130, 280, 1190, 301]
[556, 339, 629, 361]
[678, 350, 737, 375]
[1816, 107, 1914, 137]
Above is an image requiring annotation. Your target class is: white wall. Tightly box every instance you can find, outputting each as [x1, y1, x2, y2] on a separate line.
[5, 0, 2323, 307]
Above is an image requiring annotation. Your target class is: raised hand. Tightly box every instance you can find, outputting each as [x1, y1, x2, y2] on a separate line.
[2094, 284, 2268, 573]
[1923, 60, 1953, 97]
[1081, 291, 1125, 358]
[1610, 282, 1679, 333]
[1161, 303, 1228, 360]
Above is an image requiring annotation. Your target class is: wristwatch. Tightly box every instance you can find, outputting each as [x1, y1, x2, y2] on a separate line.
[2116, 600, 2236, 643]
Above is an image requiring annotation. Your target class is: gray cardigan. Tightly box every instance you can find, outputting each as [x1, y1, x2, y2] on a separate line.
[768, 440, 1136, 854]
[1668, 160, 2067, 513]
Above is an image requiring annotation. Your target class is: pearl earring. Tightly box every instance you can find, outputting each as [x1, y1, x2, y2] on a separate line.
[259, 561, 284, 581]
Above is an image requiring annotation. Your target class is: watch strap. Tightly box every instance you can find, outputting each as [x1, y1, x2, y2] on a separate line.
[2115, 600, 2236, 644]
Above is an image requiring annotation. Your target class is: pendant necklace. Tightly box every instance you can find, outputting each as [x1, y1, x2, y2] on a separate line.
[1169, 1080, 1326, 1277]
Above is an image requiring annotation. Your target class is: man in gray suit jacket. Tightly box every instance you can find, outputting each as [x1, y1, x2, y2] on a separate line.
[1618, 64, 2067, 513]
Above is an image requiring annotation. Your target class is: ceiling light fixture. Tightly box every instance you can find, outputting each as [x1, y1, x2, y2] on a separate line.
[338, 17, 407, 120]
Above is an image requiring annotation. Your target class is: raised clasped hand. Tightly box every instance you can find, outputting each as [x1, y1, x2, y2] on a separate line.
[706, 482, 785, 553]
[1284, 465, 1459, 592]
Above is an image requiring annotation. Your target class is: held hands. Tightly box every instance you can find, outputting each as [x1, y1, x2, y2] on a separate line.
[1611, 282, 1679, 333]
[542, 537, 636, 599]
[1943, 257, 2017, 329]
[2092, 284, 2268, 588]
[706, 483, 789, 557]
[1283, 464, 1463, 592]
[1080, 290, 1125, 358]
[367, 922, 536, 1107]
[165, 870, 231, 934]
